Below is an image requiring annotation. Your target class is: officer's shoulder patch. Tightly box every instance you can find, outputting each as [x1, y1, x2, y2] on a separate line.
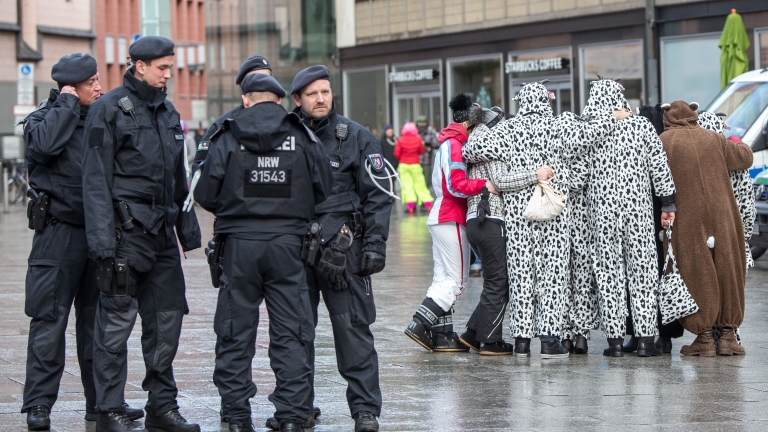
[197, 140, 211, 152]
[366, 153, 385, 172]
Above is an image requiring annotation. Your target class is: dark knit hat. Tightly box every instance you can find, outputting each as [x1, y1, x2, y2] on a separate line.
[51, 53, 98, 86]
[129, 36, 175, 62]
[240, 73, 285, 98]
[449, 94, 473, 123]
[235, 55, 272, 85]
[290, 65, 330, 95]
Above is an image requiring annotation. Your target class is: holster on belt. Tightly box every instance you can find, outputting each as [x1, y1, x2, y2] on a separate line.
[95, 257, 137, 296]
[301, 222, 323, 265]
[205, 234, 226, 288]
[348, 212, 364, 239]
[27, 189, 50, 232]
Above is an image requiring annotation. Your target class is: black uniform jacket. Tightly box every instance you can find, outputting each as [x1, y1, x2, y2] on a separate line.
[24, 90, 88, 226]
[194, 101, 333, 236]
[293, 104, 393, 256]
[192, 105, 242, 168]
[82, 69, 201, 259]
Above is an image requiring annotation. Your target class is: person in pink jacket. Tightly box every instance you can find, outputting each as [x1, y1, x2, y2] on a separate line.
[404, 94, 498, 352]
[394, 122, 434, 213]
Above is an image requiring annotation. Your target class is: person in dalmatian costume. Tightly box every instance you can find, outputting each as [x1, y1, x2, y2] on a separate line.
[462, 81, 623, 358]
[581, 78, 677, 358]
[404, 94, 497, 353]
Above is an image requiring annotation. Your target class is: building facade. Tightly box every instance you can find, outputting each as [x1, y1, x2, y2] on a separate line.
[341, 0, 768, 135]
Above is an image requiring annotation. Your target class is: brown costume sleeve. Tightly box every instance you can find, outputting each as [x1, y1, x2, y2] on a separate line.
[719, 135, 753, 172]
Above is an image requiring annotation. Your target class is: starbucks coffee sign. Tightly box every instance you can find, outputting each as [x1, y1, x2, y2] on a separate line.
[389, 69, 439, 83]
[505, 57, 566, 74]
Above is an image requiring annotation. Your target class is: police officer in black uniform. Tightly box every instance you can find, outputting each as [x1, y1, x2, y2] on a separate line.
[82, 36, 201, 432]
[191, 55, 272, 168]
[21, 53, 142, 431]
[194, 73, 333, 432]
[284, 65, 392, 432]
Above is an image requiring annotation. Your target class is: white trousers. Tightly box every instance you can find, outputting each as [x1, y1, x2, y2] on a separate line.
[426, 222, 470, 312]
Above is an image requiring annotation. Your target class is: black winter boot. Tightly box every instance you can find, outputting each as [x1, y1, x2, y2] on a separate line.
[655, 336, 672, 353]
[637, 336, 662, 357]
[354, 411, 379, 432]
[561, 339, 574, 353]
[26, 406, 50, 431]
[603, 338, 625, 357]
[622, 336, 639, 352]
[574, 334, 589, 354]
[514, 337, 531, 357]
[405, 298, 443, 350]
[432, 311, 469, 352]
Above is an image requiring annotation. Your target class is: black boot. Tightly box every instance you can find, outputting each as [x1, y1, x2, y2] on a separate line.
[228, 421, 254, 432]
[265, 415, 315, 430]
[279, 421, 302, 432]
[574, 334, 589, 354]
[404, 319, 433, 350]
[637, 336, 663, 357]
[655, 336, 672, 354]
[603, 338, 624, 357]
[145, 409, 200, 432]
[26, 406, 50, 431]
[479, 340, 514, 356]
[404, 298, 443, 350]
[458, 328, 480, 351]
[540, 337, 569, 359]
[514, 337, 531, 357]
[622, 336, 639, 352]
[96, 412, 146, 432]
[431, 310, 469, 353]
[354, 411, 379, 432]
[86, 402, 144, 422]
[561, 338, 574, 353]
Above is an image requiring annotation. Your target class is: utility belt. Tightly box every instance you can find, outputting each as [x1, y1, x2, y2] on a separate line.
[205, 234, 226, 288]
[94, 257, 140, 296]
[26, 189, 51, 231]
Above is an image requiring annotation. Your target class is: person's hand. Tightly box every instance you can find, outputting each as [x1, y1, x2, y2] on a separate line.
[661, 211, 675, 229]
[60, 85, 78, 97]
[537, 167, 554, 181]
[485, 180, 500, 195]
[360, 251, 386, 276]
[613, 109, 631, 121]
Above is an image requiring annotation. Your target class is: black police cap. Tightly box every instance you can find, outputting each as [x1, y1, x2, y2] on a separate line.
[51, 53, 98, 86]
[235, 56, 272, 85]
[129, 36, 175, 62]
[290, 65, 330, 95]
[241, 73, 286, 98]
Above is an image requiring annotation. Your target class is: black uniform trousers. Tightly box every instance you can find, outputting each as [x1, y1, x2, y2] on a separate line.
[213, 235, 314, 424]
[93, 225, 187, 416]
[23, 221, 99, 412]
[465, 218, 509, 344]
[306, 238, 381, 418]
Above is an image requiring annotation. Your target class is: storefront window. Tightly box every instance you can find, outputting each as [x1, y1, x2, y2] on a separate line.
[661, 34, 721, 107]
[391, 61, 442, 133]
[447, 55, 504, 110]
[756, 28, 768, 69]
[344, 66, 389, 135]
[580, 40, 644, 111]
[507, 47, 572, 115]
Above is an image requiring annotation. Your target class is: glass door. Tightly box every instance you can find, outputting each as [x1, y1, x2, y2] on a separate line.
[394, 92, 442, 134]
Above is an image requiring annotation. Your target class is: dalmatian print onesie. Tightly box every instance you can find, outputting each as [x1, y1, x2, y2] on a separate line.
[463, 83, 614, 339]
[582, 80, 676, 340]
[697, 111, 755, 269]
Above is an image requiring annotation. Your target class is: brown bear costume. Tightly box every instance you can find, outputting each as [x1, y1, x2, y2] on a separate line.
[660, 100, 753, 356]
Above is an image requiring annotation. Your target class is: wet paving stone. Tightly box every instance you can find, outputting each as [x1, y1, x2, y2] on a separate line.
[1, 206, 768, 430]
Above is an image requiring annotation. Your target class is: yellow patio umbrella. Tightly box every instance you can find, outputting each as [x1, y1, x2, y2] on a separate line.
[719, 9, 750, 89]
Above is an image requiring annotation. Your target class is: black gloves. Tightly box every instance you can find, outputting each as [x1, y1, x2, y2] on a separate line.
[360, 251, 386, 276]
[477, 186, 491, 224]
[317, 246, 349, 290]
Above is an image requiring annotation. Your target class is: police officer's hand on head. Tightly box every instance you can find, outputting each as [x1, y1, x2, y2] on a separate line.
[360, 251, 385, 277]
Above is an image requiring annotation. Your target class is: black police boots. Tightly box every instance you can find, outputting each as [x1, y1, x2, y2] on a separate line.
[514, 337, 531, 357]
[96, 412, 146, 431]
[228, 421, 254, 432]
[354, 411, 379, 432]
[603, 338, 625, 357]
[26, 405, 50, 431]
[86, 402, 144, 422]
[637, 336, 663, 357]
[278, 421, 302, 432]
[144, 409, 200, 432]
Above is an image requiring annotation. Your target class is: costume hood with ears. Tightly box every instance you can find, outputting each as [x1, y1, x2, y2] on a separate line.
[697, 111, 729, 134]
[660, 100, 699, 129]
[582, 78, 628, 117]
[638, 104, 665, 135]
[515, 80, 555, 117]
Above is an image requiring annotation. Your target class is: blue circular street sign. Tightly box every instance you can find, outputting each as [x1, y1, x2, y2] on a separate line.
[20, 65, 31, 76]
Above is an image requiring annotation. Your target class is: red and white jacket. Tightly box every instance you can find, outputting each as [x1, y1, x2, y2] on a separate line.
[427, 123, 486, 226]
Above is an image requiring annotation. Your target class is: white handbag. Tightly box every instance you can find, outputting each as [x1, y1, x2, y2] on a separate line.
[522, 180, 566, 221]
[658, 224, 699, 325]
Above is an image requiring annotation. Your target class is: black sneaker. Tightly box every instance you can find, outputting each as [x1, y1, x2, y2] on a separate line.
[574, 334, 589, 354]
[26, 405, 50, 431]
[145, 409, 200, 432]
[541, 339, 569, 359]
[458, 329, 480, 351]
[86, 402, 144, 422]
[514, 337, 531, 357]
[432, 332, 470, 352]
[354, 411, 379, 432]
[636, 336, 662, 357]
[96, 412, 146, 431]
[404, 320, 433, 351]
[479, 341, 514, 356]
